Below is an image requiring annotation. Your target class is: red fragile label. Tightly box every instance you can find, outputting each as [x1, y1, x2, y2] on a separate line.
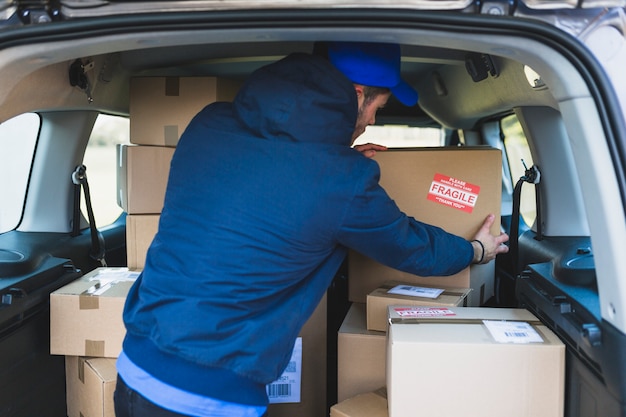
[427, 173, 480, 213]
[393, 307, 457, 317]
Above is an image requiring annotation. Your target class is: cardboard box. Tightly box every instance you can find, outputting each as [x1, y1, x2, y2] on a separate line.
[117, 144, 175, 214]
[337, 303, 386, 403]
[50, 268, 139, 358]
[267, 293, 327, 417]
[130, 76, 240, 146]
[66, 356, 117, 417]
[349, 147, 502, 306]
[366, 282, 471, 332]
[126, 214, 160, 270]
[331, 388, 388, 417]
[386, 306, 565, 417]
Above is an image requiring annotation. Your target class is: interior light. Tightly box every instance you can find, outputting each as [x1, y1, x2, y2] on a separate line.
[524, 65, 546, 89]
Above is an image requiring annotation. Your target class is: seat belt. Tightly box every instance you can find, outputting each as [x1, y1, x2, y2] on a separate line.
[508, 160, 541, 274]
[71, 165, 107, 267]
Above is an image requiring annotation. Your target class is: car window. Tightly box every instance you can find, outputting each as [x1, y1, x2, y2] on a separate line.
[501, 114, 536, 228]
[353, 125, 443, 148]
[82, 114, 130, 226]
[0, 113, 40, 234]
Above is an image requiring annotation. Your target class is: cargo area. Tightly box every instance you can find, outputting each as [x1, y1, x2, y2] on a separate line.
[1, 5, 624, 417]
[46, 76, 564, 417]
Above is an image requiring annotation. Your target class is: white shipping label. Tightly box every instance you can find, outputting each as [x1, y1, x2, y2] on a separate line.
[267, 337, 302, 404]
[388, 285, 444, 299]
[86, 268, 140, 295]
[483, 320, 544, 344]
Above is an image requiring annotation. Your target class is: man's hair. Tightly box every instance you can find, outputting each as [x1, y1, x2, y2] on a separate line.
[362, 85, 390, 106]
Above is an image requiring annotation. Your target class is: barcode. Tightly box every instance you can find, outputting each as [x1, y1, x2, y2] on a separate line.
[284, 361, 296, 373]
[505, 331, 528, 338]
[398, 285, 416, 292]
[267, 383, 292, 398]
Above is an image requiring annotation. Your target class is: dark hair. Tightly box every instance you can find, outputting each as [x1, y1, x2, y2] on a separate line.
[362, 85, 390, 105]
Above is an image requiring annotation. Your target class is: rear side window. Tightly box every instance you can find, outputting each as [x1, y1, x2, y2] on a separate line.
[82, 114, 130, 226]
[0, 113, 40, 233]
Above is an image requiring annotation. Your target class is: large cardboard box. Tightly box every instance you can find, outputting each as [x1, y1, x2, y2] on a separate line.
[66, 356, 117, 417]
[386, 306, 565, 417]
[366, 282, 471, 332]
[337, 303, 386, 403]
[126, 214, 160, 270]
[330, 388, 388, 417]
[117, 144, 175, 214]
[349, 147, 502, 306]
[50, 268, 139, 358]
[130, 76, 240, 146]
[267, 293, 327, 417]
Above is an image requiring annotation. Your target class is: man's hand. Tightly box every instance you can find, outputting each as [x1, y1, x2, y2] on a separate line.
[353, 143, 388, 158]
[470, 214, 509, 264]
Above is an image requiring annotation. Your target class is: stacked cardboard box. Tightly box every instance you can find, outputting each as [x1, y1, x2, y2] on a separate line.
[334, 305, 565, 417]
[348, 147, 502, 307]
[50, 267, 139, 417]
[65, 356, 117, 417]
[386, 306, 565, 417]
[129, 76, 241, 147]
[366, 281, 471, 332]
[122, 76, 241, 270]
[331, 387, 388, 417]
[337, 281, 471, 403]
[337, 303, 386, 403]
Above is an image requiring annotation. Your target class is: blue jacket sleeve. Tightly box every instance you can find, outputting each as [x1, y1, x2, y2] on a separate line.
[336, 160, 473, 277]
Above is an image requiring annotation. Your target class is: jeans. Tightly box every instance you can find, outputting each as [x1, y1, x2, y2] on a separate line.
[114, 376, 192, 417]
[114, 375, 270, 417]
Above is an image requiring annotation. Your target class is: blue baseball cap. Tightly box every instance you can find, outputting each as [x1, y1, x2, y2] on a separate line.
[327, 41, 419, 106]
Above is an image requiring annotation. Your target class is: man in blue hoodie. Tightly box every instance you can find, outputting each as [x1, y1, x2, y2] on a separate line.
[114, 42, 509, 417]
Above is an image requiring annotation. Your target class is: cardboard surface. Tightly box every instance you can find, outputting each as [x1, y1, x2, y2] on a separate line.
[366, 282, 471, 332]
[66, 356, 117, 417]
[337, 303, 386, 403]
[130, 76, 240, 146]
[50, 268, 139, 358]
[126, 214, 160, 270]
[268, 293, 327, 417]
[386, 306, 565, 417]
[117, 144, 174, 214]
[331, 388, 388, 417]
[349, 147, 502, 306]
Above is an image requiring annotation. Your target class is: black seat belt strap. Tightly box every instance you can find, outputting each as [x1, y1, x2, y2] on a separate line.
[509, 161, 541, 274]
[71, 165, 107, 267]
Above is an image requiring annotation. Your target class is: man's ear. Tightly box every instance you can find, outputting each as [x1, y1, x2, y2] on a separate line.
[353, 84, 365, 108]
[353, 84, 364, 98]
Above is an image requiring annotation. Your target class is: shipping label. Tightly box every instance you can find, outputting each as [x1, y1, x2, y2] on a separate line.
[427, 173, 480, 213]
[84, 268, 140, 296]
[388, 285, 444, 299]
[483, 320, 544, 344]
[267, 337, 302, 404]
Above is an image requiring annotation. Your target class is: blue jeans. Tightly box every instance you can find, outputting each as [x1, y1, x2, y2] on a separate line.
[114, 376, 192, 417]
[114, 376, 269, 417]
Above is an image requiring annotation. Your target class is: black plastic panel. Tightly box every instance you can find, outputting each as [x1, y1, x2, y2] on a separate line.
[0, 257, 81, 417]
[517, 263, 626, 416]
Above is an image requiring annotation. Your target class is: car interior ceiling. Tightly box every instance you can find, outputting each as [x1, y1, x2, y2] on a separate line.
[6, 31, 599, 273]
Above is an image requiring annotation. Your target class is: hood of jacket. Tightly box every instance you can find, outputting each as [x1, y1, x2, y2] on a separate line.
[232, 52, 358, 146]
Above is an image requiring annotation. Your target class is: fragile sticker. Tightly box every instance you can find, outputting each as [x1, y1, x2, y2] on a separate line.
[427, 173, 479, 213]
[393, 307, 456, 317]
